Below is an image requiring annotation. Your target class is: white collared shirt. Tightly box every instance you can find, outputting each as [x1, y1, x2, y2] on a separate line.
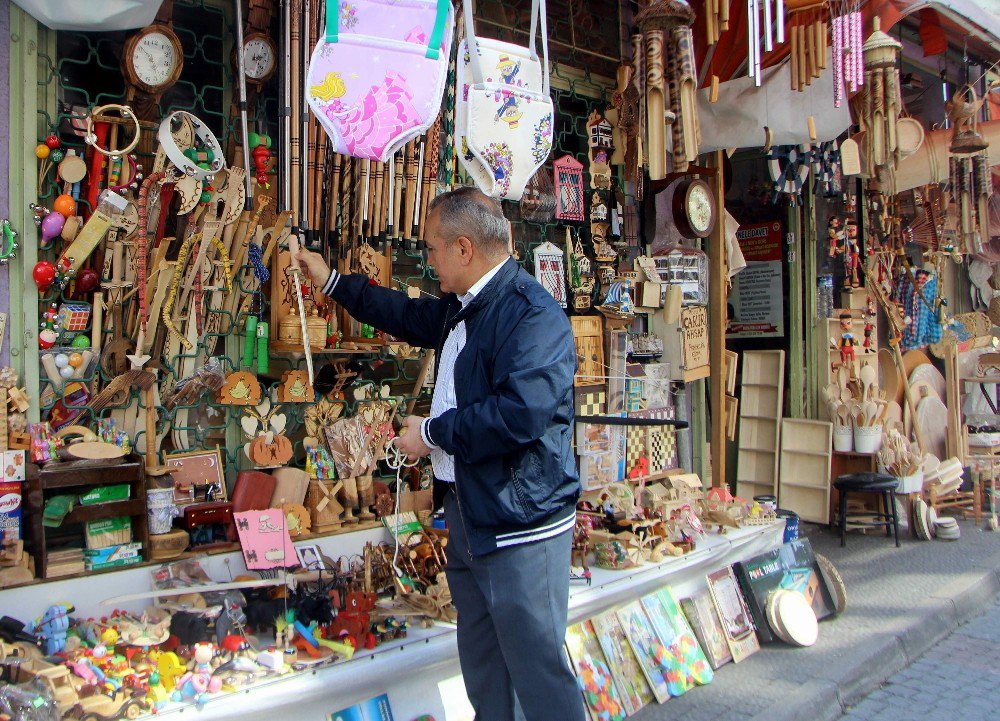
[420, 257, 509, 481]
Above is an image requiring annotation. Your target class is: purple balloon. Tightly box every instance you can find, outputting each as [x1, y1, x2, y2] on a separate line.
[40, 212, 65, 248]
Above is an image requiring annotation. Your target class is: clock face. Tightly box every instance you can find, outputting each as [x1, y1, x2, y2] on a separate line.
[243, 37, 276, 81]
[131, 31, 181, 89]
[688, 182, 713, 234]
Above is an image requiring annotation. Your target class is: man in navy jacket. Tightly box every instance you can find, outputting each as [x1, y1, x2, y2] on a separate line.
[295, 187, 585, 721]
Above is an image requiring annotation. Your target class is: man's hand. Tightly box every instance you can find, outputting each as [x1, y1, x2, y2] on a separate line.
[293, 246, 332, 288]
[395, 415, 432, 461]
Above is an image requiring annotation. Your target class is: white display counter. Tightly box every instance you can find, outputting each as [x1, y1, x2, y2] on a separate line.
[0, 522, 784, 721]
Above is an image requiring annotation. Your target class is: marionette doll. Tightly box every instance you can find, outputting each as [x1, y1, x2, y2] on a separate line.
[843, 220, 861, 288]
[839, 313, 857, 365]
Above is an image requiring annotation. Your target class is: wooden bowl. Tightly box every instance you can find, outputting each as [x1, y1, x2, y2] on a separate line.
[149, 529, 190, 560]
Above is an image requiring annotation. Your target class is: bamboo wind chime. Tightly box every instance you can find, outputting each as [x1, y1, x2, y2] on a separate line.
[635, 0, 701, 178]
[786, 1, 826, 92]
[703, 0, 730, 46]
[860, 18, 902, 171]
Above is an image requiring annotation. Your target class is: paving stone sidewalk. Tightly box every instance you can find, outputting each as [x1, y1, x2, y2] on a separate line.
[839, 599, 1000, 721]
[629, 520, 1000, 721]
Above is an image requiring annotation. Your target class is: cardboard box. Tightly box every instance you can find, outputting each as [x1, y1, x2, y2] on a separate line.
[0, 481, 22, 540]
[79, 484, 130, 505]
[83, 542, 142, 565]
[2, 451, 25, 482]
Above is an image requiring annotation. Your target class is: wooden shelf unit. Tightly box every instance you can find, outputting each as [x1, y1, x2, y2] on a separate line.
[736, 350, 785, 500]
[777, 419, 833, 524]
[24, 457, 148, 579]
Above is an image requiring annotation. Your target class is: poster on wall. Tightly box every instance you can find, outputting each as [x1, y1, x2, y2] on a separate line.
[727, 221, 784, 339]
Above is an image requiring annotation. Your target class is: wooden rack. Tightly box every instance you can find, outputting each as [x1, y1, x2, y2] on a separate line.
[24, 457, 148, 579]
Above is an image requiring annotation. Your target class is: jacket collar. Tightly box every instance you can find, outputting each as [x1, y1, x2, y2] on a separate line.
[452, 257, 519, 322]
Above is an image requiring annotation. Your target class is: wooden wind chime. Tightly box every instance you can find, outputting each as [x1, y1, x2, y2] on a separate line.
[786, 0, 826, 92]
[634, 0, 701, 178]
[859, 18, 902, 171]
[702, 0, 730, 46]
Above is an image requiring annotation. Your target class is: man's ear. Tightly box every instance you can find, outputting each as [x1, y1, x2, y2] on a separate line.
[456, 235, 475, 263]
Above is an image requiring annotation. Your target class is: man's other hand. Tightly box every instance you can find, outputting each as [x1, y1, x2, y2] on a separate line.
[396, 415, 432, 461]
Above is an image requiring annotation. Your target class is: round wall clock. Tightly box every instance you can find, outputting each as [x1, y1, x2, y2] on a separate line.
[672, 176, 716, 239]
[240, 32, 277, 85]
[122, 25, 184, 96]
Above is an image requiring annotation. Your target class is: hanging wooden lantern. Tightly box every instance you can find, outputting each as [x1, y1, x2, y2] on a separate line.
[554, 155, 585, 222]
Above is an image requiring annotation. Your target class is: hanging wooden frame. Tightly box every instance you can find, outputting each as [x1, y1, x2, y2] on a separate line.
[554, 154, 585, 222]
[533, 241, 567, 308]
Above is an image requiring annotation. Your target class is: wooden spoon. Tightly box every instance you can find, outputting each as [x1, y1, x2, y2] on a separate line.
[860, 362, 877, 401]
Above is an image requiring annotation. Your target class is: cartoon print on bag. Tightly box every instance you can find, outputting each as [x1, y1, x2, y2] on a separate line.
[311, 72, 347, 102]
[532, 114, 553, 164]
[495, 91, 523, 128]
[322, 71, 420, 159]
[483, 143, 513, 196]
[497, 55, 522, 85]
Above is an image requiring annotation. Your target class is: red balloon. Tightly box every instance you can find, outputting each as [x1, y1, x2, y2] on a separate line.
[75, 268, 99, 294]
[33, 261, 56, 291]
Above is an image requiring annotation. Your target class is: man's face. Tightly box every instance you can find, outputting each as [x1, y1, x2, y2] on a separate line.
[424, 211, 466, 294]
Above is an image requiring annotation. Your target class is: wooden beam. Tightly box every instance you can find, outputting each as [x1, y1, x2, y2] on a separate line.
[709, 150, 727, 488]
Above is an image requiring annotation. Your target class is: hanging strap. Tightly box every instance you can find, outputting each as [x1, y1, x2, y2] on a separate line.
[463, 0, 548, 93]
[326, 0, 339, 43]
[424, 0, 451, 59]
[327, 0, 451, 61]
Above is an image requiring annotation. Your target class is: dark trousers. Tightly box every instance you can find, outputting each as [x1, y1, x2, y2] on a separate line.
[443, 491, 586, 721]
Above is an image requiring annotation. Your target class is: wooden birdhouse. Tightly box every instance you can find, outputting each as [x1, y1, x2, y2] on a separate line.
[554, 155, 585, 222]
[533, 241, 568, 308]
[587, 111, 614, 151]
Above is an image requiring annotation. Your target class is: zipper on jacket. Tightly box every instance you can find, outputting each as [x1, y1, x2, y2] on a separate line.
[434, 303, 474, 560]
[452, 479, 475, 562]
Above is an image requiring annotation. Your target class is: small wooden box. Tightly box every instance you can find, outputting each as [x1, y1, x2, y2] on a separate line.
[635, 281, 666, 309]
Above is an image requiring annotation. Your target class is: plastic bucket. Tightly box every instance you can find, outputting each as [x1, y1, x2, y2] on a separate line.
[853, 424, 883, 454]
[776, 509, 799, 543]
[833, 425, 853, 452]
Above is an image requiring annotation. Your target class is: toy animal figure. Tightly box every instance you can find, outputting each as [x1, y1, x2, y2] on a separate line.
[155, 651, 186, 692]
[326, 591, 377, 649]
[28, 603, 74, 655]
[171, 643, 222, 704]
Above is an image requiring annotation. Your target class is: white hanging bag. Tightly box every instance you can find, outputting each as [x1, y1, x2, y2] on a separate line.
[455, 0, 554, 201]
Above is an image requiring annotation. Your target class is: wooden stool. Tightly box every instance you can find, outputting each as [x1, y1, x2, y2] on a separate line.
[834, 472, 901, 547]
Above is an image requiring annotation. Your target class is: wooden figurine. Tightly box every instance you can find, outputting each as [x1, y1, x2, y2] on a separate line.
[218, 370, 262, 406]
[278, 369, 315, 403]
[838, 313, 857, 366]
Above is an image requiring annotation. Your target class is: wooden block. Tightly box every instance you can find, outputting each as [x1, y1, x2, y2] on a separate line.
[570, 315, 605, 386]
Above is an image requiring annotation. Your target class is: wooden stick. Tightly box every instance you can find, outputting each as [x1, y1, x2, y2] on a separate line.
[290, 0, 302, 230]
[392, 152, 404, 240]
[403, 140, 417, 240]
[329, 152, 343, 241]
[372, 161, 385, 241]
